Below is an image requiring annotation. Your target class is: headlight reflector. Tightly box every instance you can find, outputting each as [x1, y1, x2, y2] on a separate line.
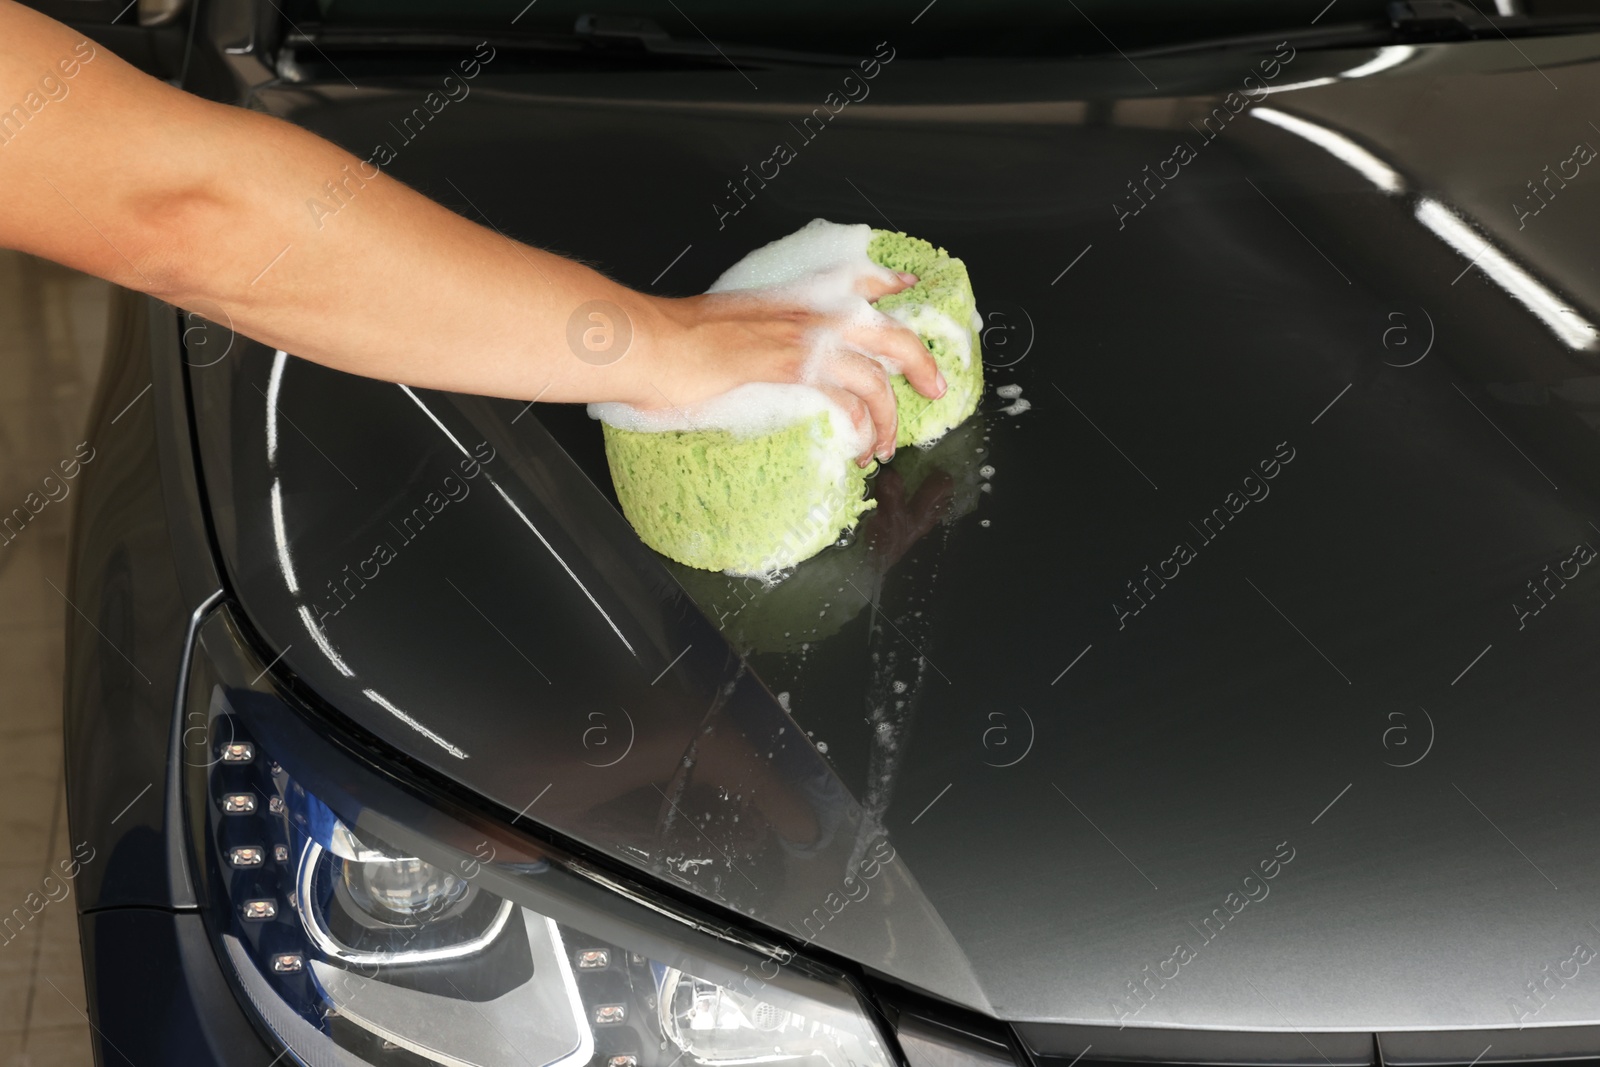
[341, 851, 475, 926]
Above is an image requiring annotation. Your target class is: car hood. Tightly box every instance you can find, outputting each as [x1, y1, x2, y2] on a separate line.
[190, 35, 1600, 1030]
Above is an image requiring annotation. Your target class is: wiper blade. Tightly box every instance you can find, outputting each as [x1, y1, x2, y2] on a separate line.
[570, 13, 861, 67]
[286, 15, 860, 70]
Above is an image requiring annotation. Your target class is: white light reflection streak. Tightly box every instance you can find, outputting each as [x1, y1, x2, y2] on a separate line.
[266, 350, 351, 678]
[266, 349, 288, 465]
[1416, 198, 1599, 350]
[362, 688, 469, 759]
[1339, 45, 1417, 79]
[1256, 76, 1339, 96]
[269, 362, 469, 759]
[296, 604, 355, 677]
[1252, 108, 1404, 194]
[270, 480, 300, 595]
[1255, 44, 1416, 97]
[269, 351, 343, 675]
[1250, 104, 1596, 350]
[397, 385, 638, 658]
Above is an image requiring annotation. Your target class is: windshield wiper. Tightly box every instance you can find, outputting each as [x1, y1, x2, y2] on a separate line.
[284, 14, 861, 70]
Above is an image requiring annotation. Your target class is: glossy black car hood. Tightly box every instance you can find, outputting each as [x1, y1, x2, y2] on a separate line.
[191, 36, 1600, 1030]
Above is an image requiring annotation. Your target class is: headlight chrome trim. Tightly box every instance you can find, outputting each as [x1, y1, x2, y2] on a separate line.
[295, 839, 518, 966]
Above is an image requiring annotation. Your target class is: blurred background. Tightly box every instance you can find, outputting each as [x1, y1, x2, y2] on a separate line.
[0, 250, 107, 1064]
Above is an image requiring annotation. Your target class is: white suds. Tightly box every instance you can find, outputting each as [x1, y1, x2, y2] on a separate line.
[995, 383, 1029, 416]
[885, 304, 972, 367]
[589, 382, 853, 441]
[707, 219, 893, 315]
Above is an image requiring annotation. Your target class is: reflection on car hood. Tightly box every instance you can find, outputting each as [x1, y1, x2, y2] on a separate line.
[191, 36, 1600, 1029]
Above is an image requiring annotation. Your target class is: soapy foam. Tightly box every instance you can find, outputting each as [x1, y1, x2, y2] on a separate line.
[708, 219, 893, 320]
[590, 219, 912, 453]
[590, 382, 854, 441]
[885, 303, 972, 368]
[995, 382, 1029, 416]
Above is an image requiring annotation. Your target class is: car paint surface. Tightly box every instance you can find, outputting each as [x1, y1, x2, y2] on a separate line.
[177, 32, 1600, 1031]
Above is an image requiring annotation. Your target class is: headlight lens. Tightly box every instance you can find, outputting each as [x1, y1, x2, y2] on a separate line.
[183, 608, 897, 1067]
[341, 851, 477, 926]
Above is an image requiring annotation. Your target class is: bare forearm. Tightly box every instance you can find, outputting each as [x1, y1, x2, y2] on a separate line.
[0, 3, 662, 405]
[153, 105, 662, 405]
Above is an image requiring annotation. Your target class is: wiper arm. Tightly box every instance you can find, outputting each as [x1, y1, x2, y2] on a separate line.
[1386, 0, 1497, 37]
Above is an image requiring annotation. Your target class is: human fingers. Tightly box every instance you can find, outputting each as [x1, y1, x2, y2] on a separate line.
[853, 268, 918, 303]
[819, 349, 899, 464]
[817, 384, 875, 467]
[845, 314, 945, 399]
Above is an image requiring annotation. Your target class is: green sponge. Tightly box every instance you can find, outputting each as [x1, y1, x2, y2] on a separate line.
[603, 405, 874, 576]
[867, 229, 984, 448]
[601, 226, 982, 576]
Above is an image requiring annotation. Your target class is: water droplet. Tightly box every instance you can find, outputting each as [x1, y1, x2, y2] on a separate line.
[979, 464, 996, 478]
[816, 741, 829, 754]
[981, 519, 992, 527]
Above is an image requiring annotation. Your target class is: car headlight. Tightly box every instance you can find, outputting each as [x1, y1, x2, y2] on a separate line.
[182, 606, 898, 1067]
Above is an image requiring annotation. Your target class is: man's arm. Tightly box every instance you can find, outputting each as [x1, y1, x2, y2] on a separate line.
[0, 2, 940, 462]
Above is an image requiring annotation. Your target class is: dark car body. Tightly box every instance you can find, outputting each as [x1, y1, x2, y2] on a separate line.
[59, 0, 1600, 1063]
